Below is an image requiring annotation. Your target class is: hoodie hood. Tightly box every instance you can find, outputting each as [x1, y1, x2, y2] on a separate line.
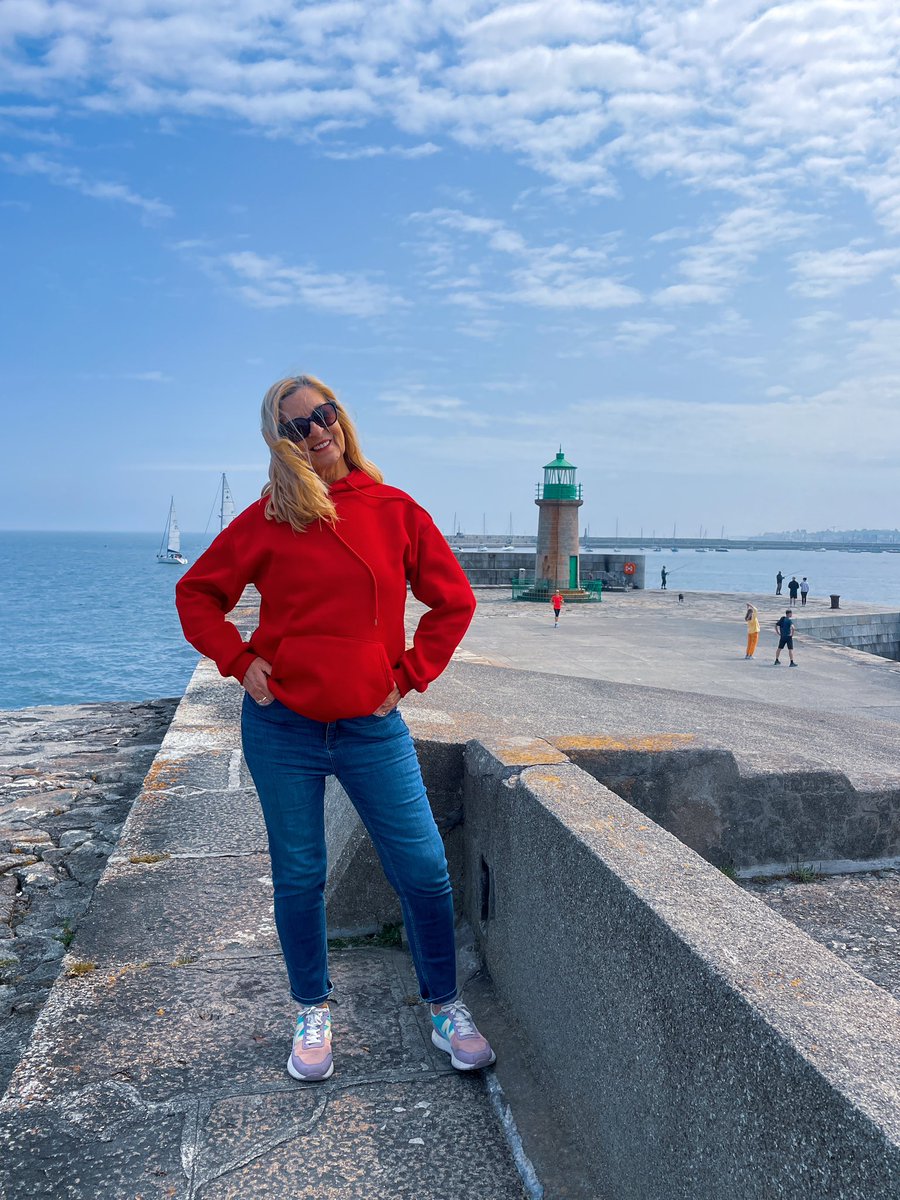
[329, 467, 383, 496]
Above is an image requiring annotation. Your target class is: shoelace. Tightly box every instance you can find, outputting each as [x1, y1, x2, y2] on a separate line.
[297, 1005, 328, 1047]
[439, 1000, 477, 1038]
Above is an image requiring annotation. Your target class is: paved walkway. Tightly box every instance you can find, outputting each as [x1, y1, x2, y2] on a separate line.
[441, 588, 900, 725]
[0, 661, 535, 1200]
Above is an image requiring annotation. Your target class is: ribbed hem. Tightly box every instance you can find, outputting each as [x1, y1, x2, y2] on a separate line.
[392, 661, 416, 697]
[224, 645, 258, 684]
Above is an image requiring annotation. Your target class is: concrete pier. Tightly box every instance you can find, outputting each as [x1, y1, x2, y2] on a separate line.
[3, 585, 900, 1197]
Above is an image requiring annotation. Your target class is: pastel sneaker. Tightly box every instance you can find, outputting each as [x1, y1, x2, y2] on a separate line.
[430, 999, 496, 1070]
[287, 1004, 334, 1081]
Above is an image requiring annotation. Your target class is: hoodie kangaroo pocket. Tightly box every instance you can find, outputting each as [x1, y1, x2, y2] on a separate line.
[269, 634, 395, 722]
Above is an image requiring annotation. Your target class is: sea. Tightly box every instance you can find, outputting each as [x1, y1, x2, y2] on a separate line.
[1, 532, 899, 711]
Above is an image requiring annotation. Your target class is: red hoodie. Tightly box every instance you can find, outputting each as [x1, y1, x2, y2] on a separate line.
[175, 469, 476, 722]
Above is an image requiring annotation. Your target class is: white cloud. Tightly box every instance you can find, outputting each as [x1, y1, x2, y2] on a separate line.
[790, 245, 900, 298]
[125, 371, 173, 383]
[654, 202, 808, 305]
[217, 249, 405, 318]
[1, 151, 173, 219]
[323, 141, 440, 160]
[369, 380, 900, 476]
[2, 0, 898, 228]
[379, 384, 489, 424]
[847, 315, 900, 367]
[77, 369, 173, 383]
[413, 206, 642, 311]
[613, 318, 675, 348]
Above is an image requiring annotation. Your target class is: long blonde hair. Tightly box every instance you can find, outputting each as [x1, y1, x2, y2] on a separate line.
[260, 374, 382, 531]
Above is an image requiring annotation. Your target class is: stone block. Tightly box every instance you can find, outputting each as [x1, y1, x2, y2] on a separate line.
[461, 742, 900, 1199]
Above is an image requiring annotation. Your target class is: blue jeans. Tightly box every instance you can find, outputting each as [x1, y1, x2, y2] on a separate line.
[241, 695, 457, 1007]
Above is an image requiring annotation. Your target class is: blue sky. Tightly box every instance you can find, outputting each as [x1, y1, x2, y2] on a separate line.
[2, 0, 899, 537]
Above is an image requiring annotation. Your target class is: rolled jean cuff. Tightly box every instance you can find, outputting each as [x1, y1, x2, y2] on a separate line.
[426, 988, 458, 1007]
[291, 984, 333, 1007]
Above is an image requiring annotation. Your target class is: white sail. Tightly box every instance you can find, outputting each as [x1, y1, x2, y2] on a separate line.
[219, 474, 235, 531]
[168, 501, 181, 553]
[157, 496, 188, 564]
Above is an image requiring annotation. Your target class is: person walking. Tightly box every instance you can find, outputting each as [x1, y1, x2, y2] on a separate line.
[774, 609, 797, 666]
[660, 565, 667, 590]
[800, 577, 810, 606]
[787, 576, 800, 603]
[176, 373, 495, 1083]
[551, 590, 563, 626]
[775, 571, 784, 596]
[744, 603, 760, 658]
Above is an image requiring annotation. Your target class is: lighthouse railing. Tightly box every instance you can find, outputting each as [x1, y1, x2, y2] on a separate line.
[535, 482, 583, 500]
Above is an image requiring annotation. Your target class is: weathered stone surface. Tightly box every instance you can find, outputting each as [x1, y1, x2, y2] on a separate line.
[0, 949, 526, 1200]
[0, 699, 177, 1095]
[118, 783, 266, 858]
[71, 853, 278, 965]
[0, 646, 538, 1200]
[462, 742, 900, 1199]
[744, 868, 900, 1003]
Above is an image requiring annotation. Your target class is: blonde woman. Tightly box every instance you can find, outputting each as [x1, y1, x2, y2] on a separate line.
[176, 374, 495, 1081]
[744, 603, 760, 659]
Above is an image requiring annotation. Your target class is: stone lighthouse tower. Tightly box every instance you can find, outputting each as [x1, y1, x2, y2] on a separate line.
[535, 447, 584, 592]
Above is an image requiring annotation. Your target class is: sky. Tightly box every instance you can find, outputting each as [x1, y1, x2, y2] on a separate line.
[2, 0, 900, 538]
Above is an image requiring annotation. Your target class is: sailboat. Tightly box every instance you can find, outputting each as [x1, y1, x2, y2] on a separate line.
[204, 473, 236, 540]
[157, 497, 188, 565]
[216, 472, 235, 533]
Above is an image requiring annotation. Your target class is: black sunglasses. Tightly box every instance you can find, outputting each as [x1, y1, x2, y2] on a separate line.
[278, 401, 339, 443]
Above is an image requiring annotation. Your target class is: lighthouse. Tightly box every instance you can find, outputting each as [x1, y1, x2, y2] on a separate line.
[535, 447, 584, 592]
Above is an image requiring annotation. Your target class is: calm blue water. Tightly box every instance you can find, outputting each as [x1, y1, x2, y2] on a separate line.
[0, 532, 209, 710]
[1, 534, 898, 710]
[621, 545, 900, 605]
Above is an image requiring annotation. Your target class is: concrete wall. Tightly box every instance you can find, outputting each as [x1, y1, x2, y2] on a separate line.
[451, 550, 646, 589]
[580, 552, 646, 590]
[323, 724, 900, 1194]
[461, 736, 900, 1200]
[555, 737, 900, 876]
[324, 729, 468, 935]
[792, 612, 900, 661]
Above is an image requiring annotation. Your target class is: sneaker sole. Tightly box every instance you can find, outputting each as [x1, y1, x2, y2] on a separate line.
[431, 1028, 496, 1071]
[286, 1052, 334, 1081]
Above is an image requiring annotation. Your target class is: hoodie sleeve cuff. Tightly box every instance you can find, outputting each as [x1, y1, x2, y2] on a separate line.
[223, 646, 258, 684]
[392, 660, 417, 698]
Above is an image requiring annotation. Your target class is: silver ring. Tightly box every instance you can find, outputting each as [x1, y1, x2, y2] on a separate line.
[260, 696, 271, 705]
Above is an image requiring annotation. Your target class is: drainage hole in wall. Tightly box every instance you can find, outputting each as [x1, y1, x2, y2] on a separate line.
[480, 856, 494, 923]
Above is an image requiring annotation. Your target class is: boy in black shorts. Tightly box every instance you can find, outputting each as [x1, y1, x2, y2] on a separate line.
[774, 610, 797, 666]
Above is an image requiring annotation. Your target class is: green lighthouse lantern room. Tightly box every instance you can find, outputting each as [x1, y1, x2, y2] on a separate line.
[539, 448, 581, 500]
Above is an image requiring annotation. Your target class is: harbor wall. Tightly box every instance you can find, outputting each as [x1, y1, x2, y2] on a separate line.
[451, 550, 646, 590]
[461, 737, 900, 1200]
[792, 612, 900, 662]
[555, 738, 900, 877]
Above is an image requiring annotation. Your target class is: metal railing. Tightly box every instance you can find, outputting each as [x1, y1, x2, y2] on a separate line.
[535, 483, 583, 500]
[510, 576, 602, 602]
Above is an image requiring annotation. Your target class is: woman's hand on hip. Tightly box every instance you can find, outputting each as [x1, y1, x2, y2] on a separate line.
[373, 685, 401, 717]
[243, 657, 274, 706]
